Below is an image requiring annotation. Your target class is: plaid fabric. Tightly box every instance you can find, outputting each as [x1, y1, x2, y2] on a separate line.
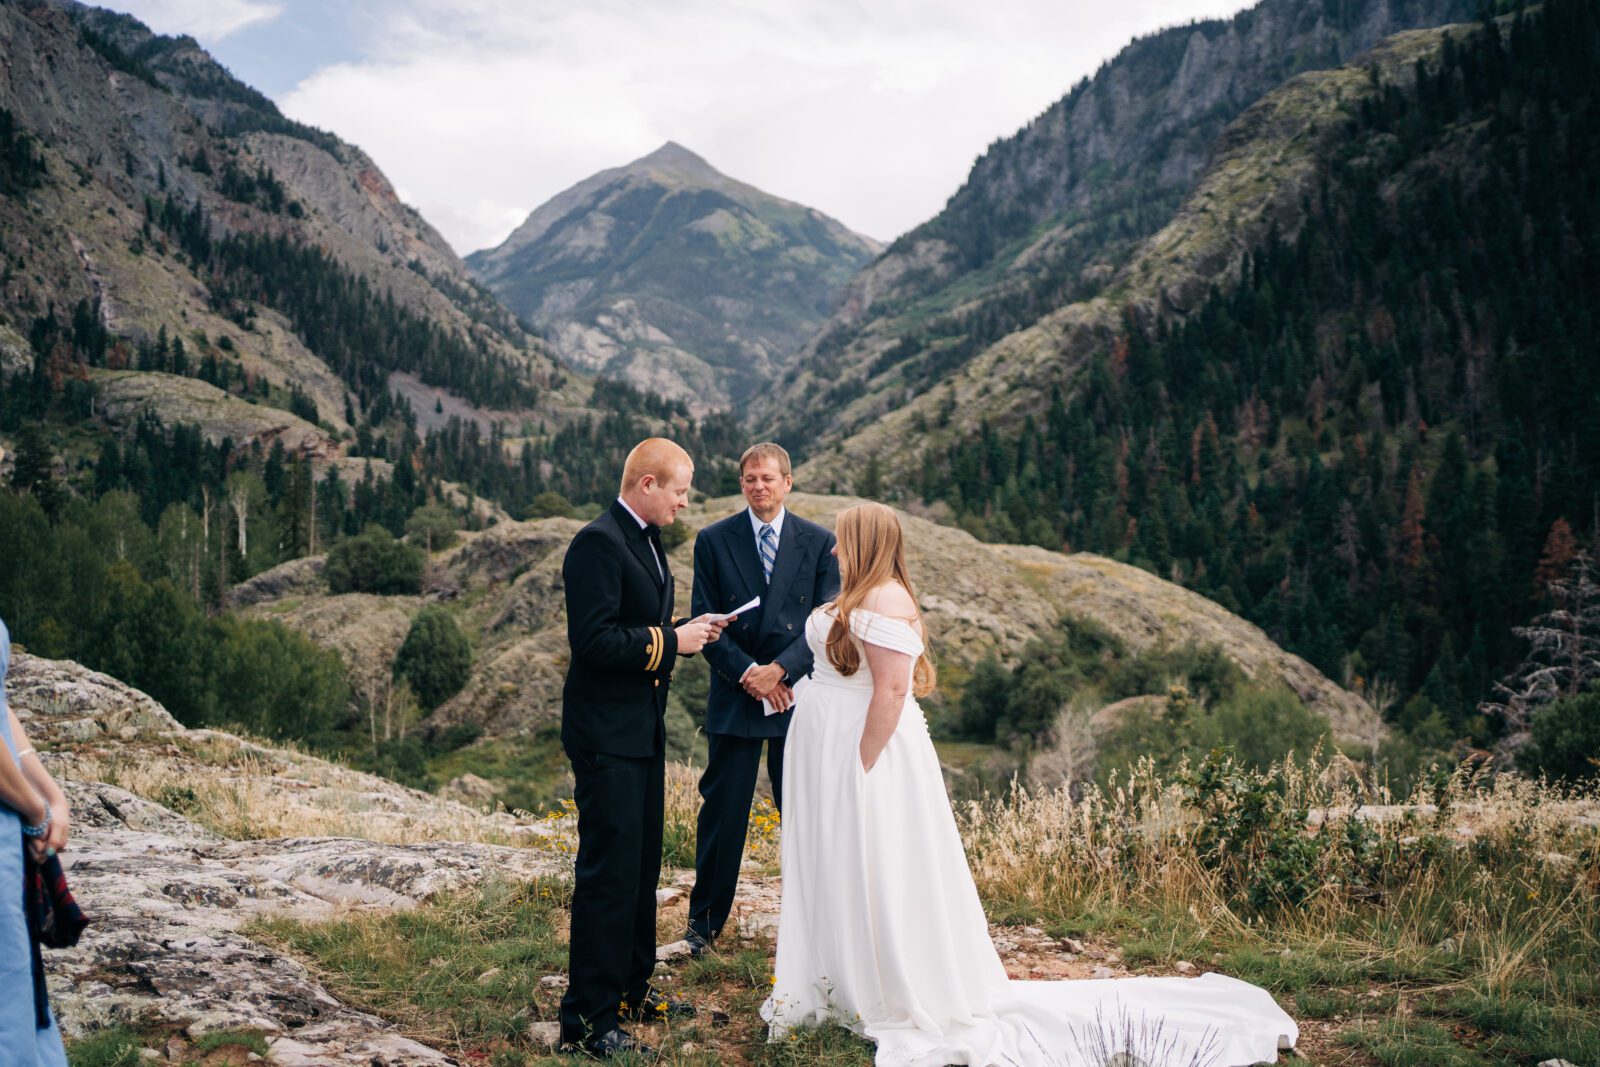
[24, 843, 88, 1029]
[29, 851, 86, 949]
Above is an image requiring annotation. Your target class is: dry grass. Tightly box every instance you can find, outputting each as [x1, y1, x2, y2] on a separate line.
[956, 754, 1600, 1063]
[62, 730, 542, 846]
[62, 728, 1600, 1063]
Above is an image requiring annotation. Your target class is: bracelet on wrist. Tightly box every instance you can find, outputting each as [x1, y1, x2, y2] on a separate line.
[20, 801, 50, 839]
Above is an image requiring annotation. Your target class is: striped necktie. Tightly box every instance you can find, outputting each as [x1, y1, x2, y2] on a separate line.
[759, 523, 777, 584]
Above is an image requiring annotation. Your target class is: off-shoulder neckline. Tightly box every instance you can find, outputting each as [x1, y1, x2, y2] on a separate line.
[818, 604, 925, 639]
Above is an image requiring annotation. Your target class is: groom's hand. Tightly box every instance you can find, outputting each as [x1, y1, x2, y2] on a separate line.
[742, 663, 786, 700]
[675, 616, 725, 654]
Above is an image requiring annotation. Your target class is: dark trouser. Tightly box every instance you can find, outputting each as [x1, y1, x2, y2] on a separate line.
[560, 743, 664, 1041]
[687, 732, 784, 945]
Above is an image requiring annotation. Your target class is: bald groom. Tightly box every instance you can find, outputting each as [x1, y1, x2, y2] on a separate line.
[558, 438, 729, 1058]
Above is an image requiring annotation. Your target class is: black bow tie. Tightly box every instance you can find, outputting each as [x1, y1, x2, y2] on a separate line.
[644, 524, 662, 543]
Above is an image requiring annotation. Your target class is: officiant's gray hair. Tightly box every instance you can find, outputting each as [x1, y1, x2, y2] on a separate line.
[739, 442, 791, 478]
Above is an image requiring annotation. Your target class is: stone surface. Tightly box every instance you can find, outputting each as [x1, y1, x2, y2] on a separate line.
[656, 939, 696, 963]
[7, 653, 183, 742]
[445, 772, 499, 804]
[7, 655, 560, 1062]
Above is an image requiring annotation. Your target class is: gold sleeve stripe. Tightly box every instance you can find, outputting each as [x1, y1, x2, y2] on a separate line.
[646, 626, 663, 672]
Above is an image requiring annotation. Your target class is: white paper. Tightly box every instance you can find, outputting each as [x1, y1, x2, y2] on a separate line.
[705, 595, 761, 624]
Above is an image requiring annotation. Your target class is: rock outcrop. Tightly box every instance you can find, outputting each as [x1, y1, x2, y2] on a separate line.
[8, 653, 560, 1062]
[233, 492, 1377, 746]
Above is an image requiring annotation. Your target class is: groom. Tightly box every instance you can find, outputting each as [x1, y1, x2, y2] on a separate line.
[686, 442, 839, 953]
[558, 438, 728, 1058]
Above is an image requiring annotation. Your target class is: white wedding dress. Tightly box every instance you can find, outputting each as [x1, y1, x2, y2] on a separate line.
[761, 606, 1297, 1067]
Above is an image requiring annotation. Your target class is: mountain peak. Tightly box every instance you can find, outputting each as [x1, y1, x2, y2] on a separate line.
[466, 142, 880, 412]
[639, 140, 705, 165]
[626, 141, 723, 186]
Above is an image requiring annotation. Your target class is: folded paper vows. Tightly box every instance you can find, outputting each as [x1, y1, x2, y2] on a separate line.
[706, 595, 761, 624]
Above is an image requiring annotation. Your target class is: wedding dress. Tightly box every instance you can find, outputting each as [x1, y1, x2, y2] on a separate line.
[761, 606, 1297, 1066]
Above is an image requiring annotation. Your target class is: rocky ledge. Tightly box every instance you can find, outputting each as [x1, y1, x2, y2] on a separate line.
[9, 653, 563, 1064]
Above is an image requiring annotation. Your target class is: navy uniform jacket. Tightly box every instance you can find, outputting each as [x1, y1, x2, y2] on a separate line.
[561, 500, 691, 758]
[691, 509, 840, 739]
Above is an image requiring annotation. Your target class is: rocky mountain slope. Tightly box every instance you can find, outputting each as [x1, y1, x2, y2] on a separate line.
[467, 143, 880, 412]
[0, 0, 580, 454]
[787, 18, 1462, 490]
[755, 0, 1476, 449]
[234, 492, 1378, 748]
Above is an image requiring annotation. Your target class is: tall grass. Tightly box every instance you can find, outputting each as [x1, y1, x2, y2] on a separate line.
[954, 753, 1600, 1062]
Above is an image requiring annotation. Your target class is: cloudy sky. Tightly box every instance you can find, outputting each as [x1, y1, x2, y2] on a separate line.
[101, 0, 1253, 255]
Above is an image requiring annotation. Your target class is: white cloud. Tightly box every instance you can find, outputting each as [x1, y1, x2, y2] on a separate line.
[278, 0, 1252, 254]
[109, 0, 284, 41]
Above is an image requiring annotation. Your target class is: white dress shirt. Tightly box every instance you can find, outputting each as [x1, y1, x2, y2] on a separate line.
[741, 506, 788, 696]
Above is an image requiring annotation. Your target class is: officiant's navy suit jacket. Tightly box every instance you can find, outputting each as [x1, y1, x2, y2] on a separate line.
[692, 509, 840, 739]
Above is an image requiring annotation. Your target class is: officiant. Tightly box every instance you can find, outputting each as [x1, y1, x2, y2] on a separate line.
[686, 443, 839, 954]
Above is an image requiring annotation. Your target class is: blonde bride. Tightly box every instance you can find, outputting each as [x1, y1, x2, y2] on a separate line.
[762, 501, 1297, 1066]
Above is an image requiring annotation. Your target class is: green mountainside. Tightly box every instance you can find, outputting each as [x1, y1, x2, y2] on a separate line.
[754, 0, 1478, 445]
[0, 1, 749, 747]
[467, 142, 881, 412]
[1, 0, 572, 425]
[799, 0, 1600, 762]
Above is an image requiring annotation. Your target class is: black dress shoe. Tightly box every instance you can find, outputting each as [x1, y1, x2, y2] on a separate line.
[622, 986, 697, 1023]
[684, 930, 712, 959]
[562, 1026, 657, 1059]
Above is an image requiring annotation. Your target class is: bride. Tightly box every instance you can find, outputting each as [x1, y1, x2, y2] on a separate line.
[761, 502, 1297, 1066]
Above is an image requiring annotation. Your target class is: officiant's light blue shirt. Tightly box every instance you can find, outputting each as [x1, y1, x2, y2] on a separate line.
[747, 505, 786, 549]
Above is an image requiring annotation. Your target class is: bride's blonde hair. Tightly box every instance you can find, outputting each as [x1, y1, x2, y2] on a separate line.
[825, 502, 937, 697]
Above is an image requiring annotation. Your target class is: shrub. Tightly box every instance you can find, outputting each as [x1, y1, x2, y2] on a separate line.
[1189, 686, 1332, 772]
[660, 518, 692, 551]
[404, 503, 460, 552]
[205, 616, 351, 741]
[325, 525, 424, 595]
[393, 605, 472, 711]
[523, 491, 576, 519]
[954, 654, 1009, 741]
[1522, 684, 1600, 782]
[354, 735, 432, 791]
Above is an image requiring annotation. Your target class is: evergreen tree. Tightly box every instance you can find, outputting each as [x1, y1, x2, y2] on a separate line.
[392, 606, 472, 711]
